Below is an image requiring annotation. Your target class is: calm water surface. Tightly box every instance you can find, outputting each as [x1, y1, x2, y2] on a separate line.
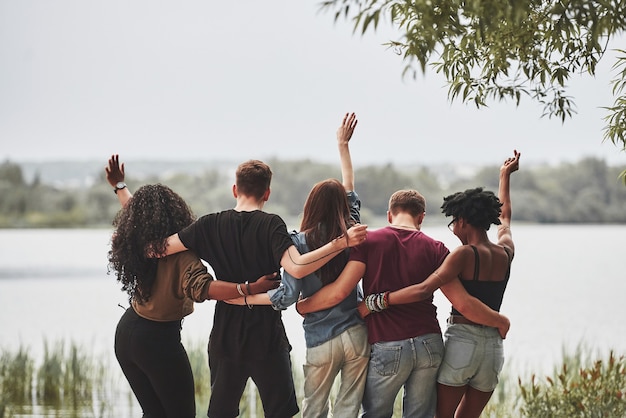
[1, 225, 625, 378]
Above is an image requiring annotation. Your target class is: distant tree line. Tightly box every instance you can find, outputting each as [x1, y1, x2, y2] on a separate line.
[0, 157, 625, 228]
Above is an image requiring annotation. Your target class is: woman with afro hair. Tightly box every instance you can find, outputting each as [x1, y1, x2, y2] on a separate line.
[105, 155, 279, 418]
[359, 150, 520, 418]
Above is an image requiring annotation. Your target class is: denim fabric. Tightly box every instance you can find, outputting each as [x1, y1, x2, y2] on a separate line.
[437, 324, 504, 392]
[268, 192, 364, 349]
[361, 333, 444, 418]
[302, 324, 370, 418]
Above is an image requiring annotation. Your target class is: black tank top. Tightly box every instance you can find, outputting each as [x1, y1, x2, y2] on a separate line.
[451, 245, 512, 315]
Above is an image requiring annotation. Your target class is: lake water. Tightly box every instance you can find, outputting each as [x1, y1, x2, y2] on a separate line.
[1, 225, 625, 381]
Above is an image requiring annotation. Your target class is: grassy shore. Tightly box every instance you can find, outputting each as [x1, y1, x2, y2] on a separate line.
[1, 340, 624, 417]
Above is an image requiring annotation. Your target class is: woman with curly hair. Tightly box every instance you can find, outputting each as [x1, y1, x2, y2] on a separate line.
[105, 155, 279, 418]
[359, 150, 520, 418]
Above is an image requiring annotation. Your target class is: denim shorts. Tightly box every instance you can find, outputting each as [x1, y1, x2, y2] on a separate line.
[436, 324, 504, 392]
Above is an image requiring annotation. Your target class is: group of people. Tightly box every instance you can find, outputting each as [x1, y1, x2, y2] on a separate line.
[105, 112, 521, 418]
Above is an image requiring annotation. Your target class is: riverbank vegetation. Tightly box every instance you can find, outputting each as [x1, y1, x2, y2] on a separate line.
[1, 341, 624, 417]
[1, 157, 625, 228]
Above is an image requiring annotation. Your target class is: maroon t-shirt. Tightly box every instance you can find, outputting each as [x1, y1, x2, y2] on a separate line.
[350, 226, 449, 344]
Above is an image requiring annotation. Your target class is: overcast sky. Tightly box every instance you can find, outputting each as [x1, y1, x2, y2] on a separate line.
[1, 0, 625, 168]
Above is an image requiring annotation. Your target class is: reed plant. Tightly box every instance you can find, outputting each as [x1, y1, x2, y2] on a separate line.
[186, 339, 211, 416]
[1, 339, 624, 417]
[1, 340, 124, 418]
[0, 345, 34, 417]
[36, 340, 64, 405]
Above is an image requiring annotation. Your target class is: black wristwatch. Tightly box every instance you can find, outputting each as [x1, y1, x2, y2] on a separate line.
[114, 182, 127, 194]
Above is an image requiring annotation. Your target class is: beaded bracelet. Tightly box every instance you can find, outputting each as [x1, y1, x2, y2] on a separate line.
[365, 291, 390, 313]
[237, 283, 245, 297]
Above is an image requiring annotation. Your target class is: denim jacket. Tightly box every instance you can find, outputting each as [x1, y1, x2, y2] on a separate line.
[269, 191, 364, 348]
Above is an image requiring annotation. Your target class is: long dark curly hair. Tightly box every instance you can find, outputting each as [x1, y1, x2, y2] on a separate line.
[108, 184, 195, 303]
[300, 179, 354, 286]
[441, 187, 502, 230]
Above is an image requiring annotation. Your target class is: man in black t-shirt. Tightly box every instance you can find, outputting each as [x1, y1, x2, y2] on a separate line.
[162, 160, 367, 418]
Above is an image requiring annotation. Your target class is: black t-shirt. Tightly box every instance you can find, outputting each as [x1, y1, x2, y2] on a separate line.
[178, 209, 293, 360]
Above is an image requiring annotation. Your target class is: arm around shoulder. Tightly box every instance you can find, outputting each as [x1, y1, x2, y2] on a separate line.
[387, 248, 464, 306]
[280, 224, 367, 278]
[160, 233, 187, 257]
[296, 260, 364, 314]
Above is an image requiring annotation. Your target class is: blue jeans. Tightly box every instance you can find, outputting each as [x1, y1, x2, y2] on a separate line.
[302, 324, 370, 418]
[362, 333, 444, 418]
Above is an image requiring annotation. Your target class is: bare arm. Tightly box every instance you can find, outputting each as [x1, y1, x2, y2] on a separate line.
[384, 250, 467, 306]
[337, 112, 357, 192]
[360, 247, 511, 338]
[280, 224, 367, 278]
[105, 154, 132, 207]
[296, 260, 365, 314]
[440, 279, 510, 338]
[372, 248, 465, 308]
[224, 292, 272, 306]
[497, 150, 520, 251]
[162, 233, 188, 256]
[107, 154, 188, 259]
[209, 273, 278, 300]
[186, 271, 279, 303]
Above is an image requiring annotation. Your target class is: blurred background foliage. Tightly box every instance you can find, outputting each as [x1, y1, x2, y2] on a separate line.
[0, 157, 625, 229]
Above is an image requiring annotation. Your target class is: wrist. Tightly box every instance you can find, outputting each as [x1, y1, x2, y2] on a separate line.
[332, 236, 347, 250]
[113, 181, 127, 194]
[296, 299, 306, 315]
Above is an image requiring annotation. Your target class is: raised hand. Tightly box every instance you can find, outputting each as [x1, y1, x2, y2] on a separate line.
[337, 112, 358, 146]
[501, 150, 521, 176]
[106, 154, 125, 187]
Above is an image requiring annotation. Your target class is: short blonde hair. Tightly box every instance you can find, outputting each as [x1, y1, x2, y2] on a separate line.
[388, 189, 426, 217]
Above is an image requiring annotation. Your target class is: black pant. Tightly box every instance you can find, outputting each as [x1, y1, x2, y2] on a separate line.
[115, 307, 195, 418]
[207, 348, 299, 418]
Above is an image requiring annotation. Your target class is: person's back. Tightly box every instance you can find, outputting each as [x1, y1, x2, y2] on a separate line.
[355, 225, 447, 345]
[175, 159, 299, 417]
[288, 211, 369, 418]
[284, 178, 363, 347]
[450, 242, 511, 316]
[269, 114, 369, 418]
[354, 191, 448, 417]
[178, 209, 292, 360]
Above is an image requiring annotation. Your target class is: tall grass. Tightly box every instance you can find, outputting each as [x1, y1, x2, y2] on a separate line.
[1, 340, 624, 417]
[0, 345, 33, 416]
[1, 340, 118, 418]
